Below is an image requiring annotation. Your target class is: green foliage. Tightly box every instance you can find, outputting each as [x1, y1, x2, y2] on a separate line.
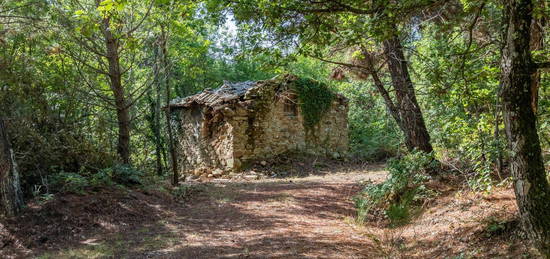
[38, 193, 56, 204]
[285, 57, 401, 160]
[89, 170, 115, 187]
[412, 21, 507, 188]
[47, 164, 143, 194]
[339, 82, 401, 160]
[48, 172, 90, 194]
[386, 200, 411, 227]
[485, 218, 507, 236]
[99, 164, 144, 186]
[467, 170, 495, 193]
[354, 151, 437, 225]
[292, 77, 335, 131]
[483, 216, 515, 238]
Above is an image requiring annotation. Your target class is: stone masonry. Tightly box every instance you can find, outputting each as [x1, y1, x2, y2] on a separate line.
[168, 74, 348, 178]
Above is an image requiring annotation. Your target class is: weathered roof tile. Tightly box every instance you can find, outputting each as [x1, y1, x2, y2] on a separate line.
[169, 81, 257, 108]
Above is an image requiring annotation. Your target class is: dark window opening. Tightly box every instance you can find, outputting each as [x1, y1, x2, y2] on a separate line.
[283, 97, 298, 117]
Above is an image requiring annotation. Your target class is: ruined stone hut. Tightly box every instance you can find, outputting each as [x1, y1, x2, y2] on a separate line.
[168, 74, 348, 177]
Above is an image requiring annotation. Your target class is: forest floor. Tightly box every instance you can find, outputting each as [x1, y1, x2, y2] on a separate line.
[0, 158, 541, 258]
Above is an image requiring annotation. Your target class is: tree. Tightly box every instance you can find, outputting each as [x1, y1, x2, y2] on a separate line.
[148, 0, 214, 184]
[0, 119, 24, 216]
[52, 0, 154, 164]
[500, 0, 550, 255]
[223, 0, 435, 153]
[382, 30, 433, 153]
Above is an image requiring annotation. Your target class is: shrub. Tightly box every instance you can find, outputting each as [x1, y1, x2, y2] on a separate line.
[354, 151, 437, 225]
[386, 202, 410, 227]
[99, 164, 144, 186]
[89, 170, 114, 187]
[6, 119, 116, 198]
[337, 82, 401, 161]
[48, 172, 90, 194]
[47, 164, 143, 195]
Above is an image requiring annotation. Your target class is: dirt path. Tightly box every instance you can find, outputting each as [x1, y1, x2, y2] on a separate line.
[35, 164, 387, 259]
[159, 166, 388, 259]
[4, 162, 535, 258]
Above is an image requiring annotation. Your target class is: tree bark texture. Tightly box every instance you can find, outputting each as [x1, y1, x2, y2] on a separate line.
[101, 16, 131, 165]
[382, 31, 433, 153]
[0, 119, 23, 217]
[501, 0, 550, 256]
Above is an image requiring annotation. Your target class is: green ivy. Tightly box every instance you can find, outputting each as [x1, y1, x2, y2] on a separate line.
[292, 77, 335, 131]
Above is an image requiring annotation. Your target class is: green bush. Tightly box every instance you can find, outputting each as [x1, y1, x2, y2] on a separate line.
[90, 170, 114, 187]
[338, 82, 401, 160]
[354, 151, 437, 225]
[386, 202, 410, 227]
[99, 164, 144, 186]
[47, 164, 143, 195]
[48, 172, 90, 194]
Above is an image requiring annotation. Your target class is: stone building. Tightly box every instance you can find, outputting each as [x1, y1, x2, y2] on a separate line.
[168, 74, 348, 177]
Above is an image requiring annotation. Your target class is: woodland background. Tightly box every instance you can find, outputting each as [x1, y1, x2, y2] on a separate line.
[0, 0, 549, 256]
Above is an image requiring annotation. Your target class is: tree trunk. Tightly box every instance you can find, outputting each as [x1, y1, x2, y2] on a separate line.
[101, 16, 131, 165]
[501, 0, 550, 256]
[152, 36, 165, 176]
[493, 99, 504, 180]
[362, 51, 405, 133]
[158, 26, 180, 185]
[382, 30, 433, 153]
[146, 90, 164, 176]
[156, 78, 164, 176]
[529, 4, 544, 113]
[0, 119, 23, 216]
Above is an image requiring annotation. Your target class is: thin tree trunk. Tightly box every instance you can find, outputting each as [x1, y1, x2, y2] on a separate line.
[529, 3, 544, 113]
[152, 37, 165, 176]
[501, 0, 550, 256]
[362, 51, 405, 133]
[147, 90, 163, 176]
[156, 79, 164, 175]
[154, 129, 163, 175]
[0, 119, 23, 216]
[158, 26, 180, 185]
[101, 15, 131, 164]
[382, 30, 433, 153]
[493, 99, 503, 180]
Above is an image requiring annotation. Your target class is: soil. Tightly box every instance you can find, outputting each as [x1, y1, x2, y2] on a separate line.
[0, 160, 541, 258]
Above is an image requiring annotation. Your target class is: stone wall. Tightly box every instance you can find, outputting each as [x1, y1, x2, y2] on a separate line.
[171, 76, 348, 178]
[229, 89, 348, 169]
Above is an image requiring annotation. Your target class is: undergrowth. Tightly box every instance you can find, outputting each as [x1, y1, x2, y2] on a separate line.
[47, 164, 144, 194]
[337, 81, 401, 161]
[354, 151, 438, 226]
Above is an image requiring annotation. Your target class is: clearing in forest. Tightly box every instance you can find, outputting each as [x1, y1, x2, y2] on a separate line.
[0, 161, 536, 258]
